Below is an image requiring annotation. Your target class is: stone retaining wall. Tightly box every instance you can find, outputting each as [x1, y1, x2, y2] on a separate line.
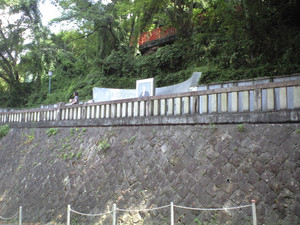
[0, 124, 299, 225]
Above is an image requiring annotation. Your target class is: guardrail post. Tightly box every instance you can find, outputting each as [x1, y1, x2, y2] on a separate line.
[67, 204, 71, 225]
[56, 102, 64, 121]
[19, 206, 22, 225]
[170, 202, 174, 225]
[112, 204, 116, 225]
[251, 200, 257, 225]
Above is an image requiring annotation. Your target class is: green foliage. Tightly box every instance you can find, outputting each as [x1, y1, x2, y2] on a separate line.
[0, 0, 299, 107]
[122, 135, 137, 146]
[70, 128, 74, 135]
[52, 127, 86, 161]
[209, 123, 217, 132]
[77, 128, 87, 138]
[23, 129, 35, 144]
[62, 152, 75, 161]
[97, 138, 110, 151]
[209, 214, 218, 224]
[0, 124, 10, 139]
[128, 135, 136, 144]
[194, 218, 202, 225]
[237, 124, 245, 132]
[46, 128, 59, 137]
[102, 47, 135, 77]
[76, 152, 82, 159]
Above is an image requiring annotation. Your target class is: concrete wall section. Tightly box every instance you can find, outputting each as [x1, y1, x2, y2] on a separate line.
[92, 87, 136, 102]
[155, 72, 202, 95]
[92, 72, 202, 102]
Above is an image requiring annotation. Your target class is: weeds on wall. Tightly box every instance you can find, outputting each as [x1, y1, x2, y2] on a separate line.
[46, 128, 59, 137]
[0, 124, 9, 139]
[47, 127, 86, 161]
[122, 135, 137, 147]
[97, 137, 110, 151]
[22, 129, 35, 144]
[78, 128, 87, 137]
[194, 218, 202, 225]
[237, 124, 245, 132]
[203, 123, 217, 133]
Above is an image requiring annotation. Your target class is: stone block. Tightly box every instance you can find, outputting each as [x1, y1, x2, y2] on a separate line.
[197, 190, 214, 206]
[230, 189, 246, 205]
[221, 183, 238, 195]
[213, 173, 227, 186]
[212, 155, 228, 168]
[285, 178, 299, 193]
[277, 170, 292, 183]
[253, 180, 271, 195]
[268, 161, 281, 176]
[213, 190, 228, 204]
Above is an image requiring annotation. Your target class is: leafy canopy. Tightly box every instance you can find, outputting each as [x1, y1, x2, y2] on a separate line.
[0, 0, 299, 107]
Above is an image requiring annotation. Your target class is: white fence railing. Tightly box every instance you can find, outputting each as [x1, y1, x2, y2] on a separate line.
[67, 200, 257, 225]
[0, 80, 299, 124]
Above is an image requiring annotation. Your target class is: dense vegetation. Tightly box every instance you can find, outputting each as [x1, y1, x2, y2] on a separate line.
[0, 0, 299, 108]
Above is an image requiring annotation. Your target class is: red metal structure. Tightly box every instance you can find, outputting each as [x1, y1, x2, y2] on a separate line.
[137, 27, 177, 46]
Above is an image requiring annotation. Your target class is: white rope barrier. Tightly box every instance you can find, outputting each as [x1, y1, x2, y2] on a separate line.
[67, 200, 257, 225]
[70, 208, 112, 217]
[174, 203, 252, 211]
[117, 204, 170, 212]
[0, 211, 18, 220]
[0, 206, 22, 225]
[67, 205, 113, 225]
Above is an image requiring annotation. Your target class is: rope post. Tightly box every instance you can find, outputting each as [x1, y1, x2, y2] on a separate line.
[67, 205, 71, 225]
[19, 206, 22, 225]
[112, 204, 117, 225]
[251, 200, 257, 225]
[170, 202, 174, 225]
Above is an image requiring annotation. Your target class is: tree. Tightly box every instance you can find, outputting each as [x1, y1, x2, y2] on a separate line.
[0, 0, 45, 106]
[169, 0, 194, 37]
[53, 0, 119, 59]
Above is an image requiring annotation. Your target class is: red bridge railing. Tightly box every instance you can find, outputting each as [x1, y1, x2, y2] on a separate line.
[133, 27, 176, 46]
